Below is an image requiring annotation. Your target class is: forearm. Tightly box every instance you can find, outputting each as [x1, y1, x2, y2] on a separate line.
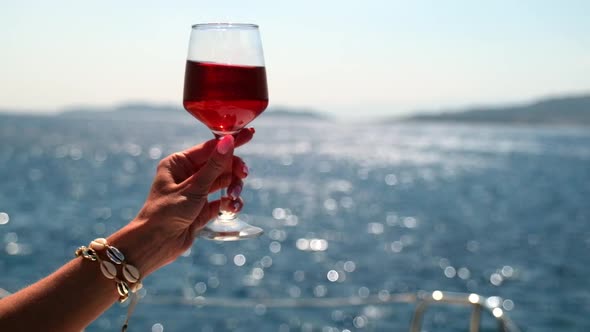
[0, 258, 119, 332]
[0, 134, 243, 331]
[0, 220, 175, 331]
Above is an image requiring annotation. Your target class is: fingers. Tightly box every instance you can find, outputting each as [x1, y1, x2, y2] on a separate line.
[232, 156, 249, 178]
[234, 127, 255, 148]
[227, 178, 244, 200]
[216, 197, 244, 214]
[188, 197, 244, 237]
[205, 156, 248, 193]
[180, 128, 255, 171]
[181, 135, 234, 197]
[159, 128, 254, 186]
[227, 196, 244, 213]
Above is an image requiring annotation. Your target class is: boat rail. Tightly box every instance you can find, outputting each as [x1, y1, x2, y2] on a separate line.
[0, 288, 521, 331]
[144, 290, 521, 332]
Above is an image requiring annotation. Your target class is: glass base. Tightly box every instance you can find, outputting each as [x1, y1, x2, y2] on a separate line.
[199, 217, 263, 241]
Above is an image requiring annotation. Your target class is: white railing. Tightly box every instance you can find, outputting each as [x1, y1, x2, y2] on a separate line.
[146, 290, 521, 332]
[0, 288, 521, 331]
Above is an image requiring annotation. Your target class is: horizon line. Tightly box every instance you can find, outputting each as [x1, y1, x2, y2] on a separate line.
[1, 90, 589, 118]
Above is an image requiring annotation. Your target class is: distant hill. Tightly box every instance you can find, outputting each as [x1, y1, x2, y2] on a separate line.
[58, 102, 329, 120]
[59, 102, 183, 118]
[264, 106, 329, 119]
[402, 94, 590, 126]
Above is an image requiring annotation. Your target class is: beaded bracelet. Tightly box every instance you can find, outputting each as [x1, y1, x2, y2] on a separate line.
[75, 238, 143, 331]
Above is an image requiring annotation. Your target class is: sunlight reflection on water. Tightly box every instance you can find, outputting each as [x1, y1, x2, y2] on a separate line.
[0, 116, 589, 331]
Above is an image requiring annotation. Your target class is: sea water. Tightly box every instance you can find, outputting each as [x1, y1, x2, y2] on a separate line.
[0, 113, 589, 331]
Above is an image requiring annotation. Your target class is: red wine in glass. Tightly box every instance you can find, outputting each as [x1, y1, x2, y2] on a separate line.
[183, 61, 268, 135]
[183, 23, 268, 241]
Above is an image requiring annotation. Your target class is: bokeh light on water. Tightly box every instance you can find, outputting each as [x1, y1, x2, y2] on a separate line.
[0, 114, 589, 331]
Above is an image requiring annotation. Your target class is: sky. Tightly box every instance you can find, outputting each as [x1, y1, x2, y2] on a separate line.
[1, 0, 589, 118]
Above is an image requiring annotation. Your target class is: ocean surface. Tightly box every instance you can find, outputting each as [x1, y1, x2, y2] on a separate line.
[0, 113, 589, 331]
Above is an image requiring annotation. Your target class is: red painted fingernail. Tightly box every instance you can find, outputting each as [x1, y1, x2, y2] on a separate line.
[250, 127, 256, 134]
[217, 135, 234, 155]
[228, 184, 242, 200]
[232, 200, 243, 212]
[242, 164, 249, 176]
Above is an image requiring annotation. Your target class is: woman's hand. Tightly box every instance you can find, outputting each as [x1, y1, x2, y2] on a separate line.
[107, 128, 254, 277]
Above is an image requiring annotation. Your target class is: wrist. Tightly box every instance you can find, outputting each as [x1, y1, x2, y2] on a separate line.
[107, 220, 177, 278]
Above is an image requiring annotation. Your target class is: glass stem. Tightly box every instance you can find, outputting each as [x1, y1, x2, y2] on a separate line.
[218, 188, 237, 221]
[214, 132, 238, 222]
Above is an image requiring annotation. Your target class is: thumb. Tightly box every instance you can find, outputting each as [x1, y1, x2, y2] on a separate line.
[181, 135, 234, 197]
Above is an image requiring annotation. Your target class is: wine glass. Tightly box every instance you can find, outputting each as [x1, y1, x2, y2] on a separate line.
[183, 23, 268, 241]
